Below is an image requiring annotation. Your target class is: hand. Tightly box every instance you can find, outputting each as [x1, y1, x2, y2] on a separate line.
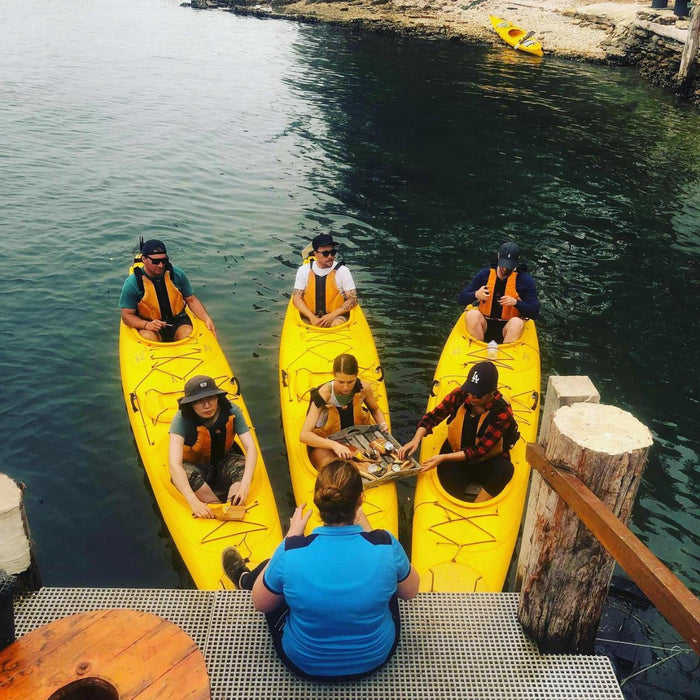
[191, 500, 215, 518]
[205, 317, 217, 337]
[288, 503, 312, 537]
[420, 454, 443, 472]
[227, 480, 249, 506]
[146, 318, 168, 331]
[476, 286, 490, 301]
[317, 314, 334, 328]
[306, 314, 321, 326]
[332, 442, 353, 460]
[498, 295, 517, 307]
[398, 438, 420, 460]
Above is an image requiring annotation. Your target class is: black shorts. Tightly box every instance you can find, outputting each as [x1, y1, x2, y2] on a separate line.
[437, 454, 514, 501]
[484, 318, 507, 344]
[158, 312, 192, 342]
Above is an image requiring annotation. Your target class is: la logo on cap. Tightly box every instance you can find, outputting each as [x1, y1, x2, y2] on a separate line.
[472, 371, 480, 384]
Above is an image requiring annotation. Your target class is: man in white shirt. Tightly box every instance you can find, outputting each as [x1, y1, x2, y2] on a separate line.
[292, 234, 357, 327]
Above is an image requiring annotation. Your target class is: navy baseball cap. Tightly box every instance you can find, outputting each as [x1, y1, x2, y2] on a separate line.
[141, 239, 167, 256]
[462, 362, 498, 397]
[497, 242, 519, 270]
[312, 233, 336, 250]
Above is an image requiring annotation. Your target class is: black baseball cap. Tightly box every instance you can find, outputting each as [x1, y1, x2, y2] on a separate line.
[312, 233, 336, 250]
[498, 242, 519, 270]
[462, 362, 498, 397]
[141, 239, 167, 257]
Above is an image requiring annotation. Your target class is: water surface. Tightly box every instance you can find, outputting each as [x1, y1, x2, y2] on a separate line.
[1, 1, 698, 695]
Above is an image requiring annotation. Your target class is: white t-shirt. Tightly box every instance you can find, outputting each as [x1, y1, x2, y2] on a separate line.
[294, 261, 356, 295]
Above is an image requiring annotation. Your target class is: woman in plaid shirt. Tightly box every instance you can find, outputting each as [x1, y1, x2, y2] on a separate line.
[398, 362, 518, 502]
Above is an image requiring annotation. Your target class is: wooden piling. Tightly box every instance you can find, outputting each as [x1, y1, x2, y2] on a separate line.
[677, 3, 700, 84]
[0, 474, 41, 591]
[517, 402, 652, 653]
[515, 376, 599, 590]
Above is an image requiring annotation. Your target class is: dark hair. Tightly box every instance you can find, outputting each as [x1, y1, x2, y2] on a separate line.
[332, 353, 358, 376]
[180, 394, 232, 423]
[314, 460, 362, 525]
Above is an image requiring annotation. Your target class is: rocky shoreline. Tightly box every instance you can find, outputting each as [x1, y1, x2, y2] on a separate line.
[187, 0, 699, 104]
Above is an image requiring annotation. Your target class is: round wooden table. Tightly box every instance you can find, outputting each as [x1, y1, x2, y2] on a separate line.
[0, 609, 210, 699]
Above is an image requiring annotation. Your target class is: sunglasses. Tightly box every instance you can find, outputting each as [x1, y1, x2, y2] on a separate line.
[315, 249, 338, 258]
[145, 255, 169, 265]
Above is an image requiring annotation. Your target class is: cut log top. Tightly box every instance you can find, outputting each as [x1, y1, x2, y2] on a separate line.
[0, 474, 22, 516]
[552, 403, 653, 454]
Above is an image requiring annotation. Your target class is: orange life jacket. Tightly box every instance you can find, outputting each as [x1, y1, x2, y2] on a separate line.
[183, 411, 236, 466]
[447, 404, 504, 462]
[302, 261, 345, 316]
[310, 381, 371, 438]
[478, 268, 520, 320]
[134, 266, 186, 321]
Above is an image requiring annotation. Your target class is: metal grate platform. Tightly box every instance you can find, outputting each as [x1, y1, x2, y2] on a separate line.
[13, 588, 623, 699]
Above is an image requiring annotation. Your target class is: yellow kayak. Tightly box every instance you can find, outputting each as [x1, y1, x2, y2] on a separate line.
[278, 300, 398, 535]
[489, 16, 544, 57]
[119, 264, 282, 589]
[412, 311, 540, 592]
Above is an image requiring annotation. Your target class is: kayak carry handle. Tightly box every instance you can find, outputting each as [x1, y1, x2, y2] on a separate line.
[281, 370, 289, 388]
[430, 380, 439, 397]
[229, 375, 241, 397]
[376, 365, 384, 383]
[129, 392, 139, 413]
[530, 391, 539, 410]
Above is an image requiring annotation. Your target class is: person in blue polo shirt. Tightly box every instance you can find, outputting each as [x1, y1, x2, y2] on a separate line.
[222, 460, 419, 680]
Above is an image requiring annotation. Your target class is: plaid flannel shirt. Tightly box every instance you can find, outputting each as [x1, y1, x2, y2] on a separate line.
[417, 388, 513, 461]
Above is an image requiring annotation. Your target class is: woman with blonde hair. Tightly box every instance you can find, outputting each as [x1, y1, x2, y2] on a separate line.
[300, 353, 387, 469]
[223, 460, 419, 680]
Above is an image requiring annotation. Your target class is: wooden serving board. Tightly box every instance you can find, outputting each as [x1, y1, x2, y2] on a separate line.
[328, 425, 422, 489]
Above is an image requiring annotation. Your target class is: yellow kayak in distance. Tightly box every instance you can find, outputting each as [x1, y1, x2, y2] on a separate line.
[411, 311, 541, 592]
[119, 262, 282, 589]
[489, 16, 544, 57]
[278, 300, 398, 536]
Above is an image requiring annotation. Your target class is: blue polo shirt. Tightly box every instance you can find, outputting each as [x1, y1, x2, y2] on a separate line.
[263, 525, 411, 677]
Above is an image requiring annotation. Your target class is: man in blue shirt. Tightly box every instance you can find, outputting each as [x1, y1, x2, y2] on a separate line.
[119, 239, 216, 342]
[458, 241, 539, 343]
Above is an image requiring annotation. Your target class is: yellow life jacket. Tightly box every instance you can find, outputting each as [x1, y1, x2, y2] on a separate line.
[182, 410, 236, 466]
[478, 268, 520, 320]
[447, 404, 504, 463]
[134, 266, 186, 321]
[302, 261, 345, 316]
[310, 380, 371, 438]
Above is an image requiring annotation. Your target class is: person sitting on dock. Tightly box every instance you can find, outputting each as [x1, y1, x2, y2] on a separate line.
[292, 233, 357, 327]
[222, 459, 419, 680]
[169, 375, 256, 518]
[119, 238, 216, 342]
[300, 353, 388, 470]
[398, 361, 518, 502]
[458, 241, 539, 344]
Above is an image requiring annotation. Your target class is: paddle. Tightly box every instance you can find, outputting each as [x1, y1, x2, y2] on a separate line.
[514, 30, 535, 51]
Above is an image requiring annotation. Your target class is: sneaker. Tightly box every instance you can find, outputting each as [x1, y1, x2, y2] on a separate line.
[222, 547, 250, 589]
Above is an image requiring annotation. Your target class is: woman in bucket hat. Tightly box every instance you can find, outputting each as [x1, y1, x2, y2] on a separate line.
[169, 375, 257, 518]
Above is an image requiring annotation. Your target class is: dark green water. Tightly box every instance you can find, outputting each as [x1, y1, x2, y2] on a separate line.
[1, 0, 698, 695]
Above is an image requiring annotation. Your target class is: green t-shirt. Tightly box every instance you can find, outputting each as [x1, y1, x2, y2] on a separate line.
[119, 264, 194, 309]
[169, 404, 249, 450]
